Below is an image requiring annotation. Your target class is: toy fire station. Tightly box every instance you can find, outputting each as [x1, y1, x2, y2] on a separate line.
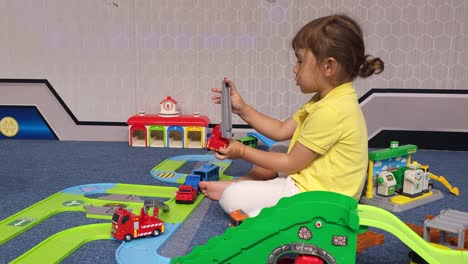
[127, 96, 210, 148]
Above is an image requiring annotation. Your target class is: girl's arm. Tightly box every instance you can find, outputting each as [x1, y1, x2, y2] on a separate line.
[216, 139, 318, 175]
[212, 78, 297, 141]
[238, 108, 297, 142]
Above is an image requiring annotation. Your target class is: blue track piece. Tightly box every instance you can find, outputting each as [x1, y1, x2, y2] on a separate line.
[246, 132, 277, 148]
[116, 223, 180, 264]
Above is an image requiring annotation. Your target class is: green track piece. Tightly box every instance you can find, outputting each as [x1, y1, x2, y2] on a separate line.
[0, 192, 86, 246]
[153, 158, 187, 172]
[151, 156, 235, 183]
[93, 183, 202, 224]
[172, 191, 361, 264]
[109, 183, 178, 198]
[2, 183, 202, 263]
[11, 223, 110, 264]
[211, 160, 235, 180]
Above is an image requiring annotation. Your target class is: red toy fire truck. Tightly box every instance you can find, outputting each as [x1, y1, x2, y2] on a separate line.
[206, 80, 233, 151]
[205, 124, 229, 151]
[111, 201, 166, 242]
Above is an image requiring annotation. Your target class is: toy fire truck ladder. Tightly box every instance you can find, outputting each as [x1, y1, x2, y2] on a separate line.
[143, 200, 170, 212]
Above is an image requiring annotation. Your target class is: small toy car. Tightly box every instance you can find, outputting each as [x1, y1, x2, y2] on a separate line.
[228, 209, 248, 226]
[175, 185, 198, 204]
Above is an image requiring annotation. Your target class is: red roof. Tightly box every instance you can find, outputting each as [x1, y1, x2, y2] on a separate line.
[127, 114, 210, 127]
[160, 96, 177, 105]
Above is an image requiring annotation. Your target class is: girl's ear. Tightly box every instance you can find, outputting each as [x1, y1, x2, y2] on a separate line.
[323, 57, 338, 77]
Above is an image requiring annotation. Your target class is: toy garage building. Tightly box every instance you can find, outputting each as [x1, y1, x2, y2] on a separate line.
[127, 96, 210, 148]
[360, 141, 444, 212]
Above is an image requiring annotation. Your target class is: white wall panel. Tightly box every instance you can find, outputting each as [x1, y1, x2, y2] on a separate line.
[0, 0, 467, 124]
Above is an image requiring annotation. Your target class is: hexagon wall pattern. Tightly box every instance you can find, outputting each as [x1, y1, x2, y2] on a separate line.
[0, 0, 466, 124]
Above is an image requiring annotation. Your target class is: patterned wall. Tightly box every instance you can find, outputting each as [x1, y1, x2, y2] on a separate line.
[0, 0, 467, 124]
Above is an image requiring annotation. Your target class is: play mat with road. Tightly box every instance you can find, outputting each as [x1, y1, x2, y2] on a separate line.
[1, 154, 467, 264]
[0, 154, 232, 264]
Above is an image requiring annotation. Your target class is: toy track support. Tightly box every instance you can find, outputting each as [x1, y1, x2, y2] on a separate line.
[358, 204, 468, 263]
[406, 220, 468, 249]
[357, 230, 385, 253]
[428, 172, 460, 196]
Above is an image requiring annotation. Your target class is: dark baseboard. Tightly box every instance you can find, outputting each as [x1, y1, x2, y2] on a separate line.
[368, 130, 468, 151]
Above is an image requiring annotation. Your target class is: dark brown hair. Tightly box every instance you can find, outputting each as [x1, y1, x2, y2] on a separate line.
[292, 14, 384, 81]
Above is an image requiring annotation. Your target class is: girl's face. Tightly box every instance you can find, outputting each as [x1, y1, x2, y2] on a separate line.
[293, 48, 325, 94]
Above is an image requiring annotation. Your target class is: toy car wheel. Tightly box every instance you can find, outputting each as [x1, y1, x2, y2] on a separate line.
[153, 229, 161, 237]
[124, 234, 133, 242]
[428, 183, 434, 190]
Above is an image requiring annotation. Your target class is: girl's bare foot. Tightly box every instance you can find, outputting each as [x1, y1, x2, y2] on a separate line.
[199, 180, 233, 201]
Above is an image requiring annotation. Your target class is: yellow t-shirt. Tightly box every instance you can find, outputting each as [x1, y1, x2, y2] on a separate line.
[288, 82, 368, 200]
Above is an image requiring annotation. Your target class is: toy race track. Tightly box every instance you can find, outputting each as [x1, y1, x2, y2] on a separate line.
[172, 191, 468, 264]
[10, 223, 110, 263]
[0, 182, 204, 263]
[0, 153, 239, 264]
[0, 155, 234, 263]
[4, 152, 465, 264]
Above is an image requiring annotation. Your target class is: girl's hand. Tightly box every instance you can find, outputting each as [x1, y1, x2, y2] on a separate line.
[211, 78, 247, 115]
[214, 139, 246, 160]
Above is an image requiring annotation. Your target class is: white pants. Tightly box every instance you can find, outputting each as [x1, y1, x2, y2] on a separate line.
[219, 175, 300, 217]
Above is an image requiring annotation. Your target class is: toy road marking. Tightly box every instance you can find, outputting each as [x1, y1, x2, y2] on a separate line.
[8, 218, 36, 227]
[158, 172, 175, 178]
[62, 200, 85, 206]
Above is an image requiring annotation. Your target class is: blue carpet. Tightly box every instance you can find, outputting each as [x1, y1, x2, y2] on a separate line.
[0, 140, 467, 263]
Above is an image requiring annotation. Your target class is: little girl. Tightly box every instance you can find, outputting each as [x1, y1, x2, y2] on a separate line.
[200, 14, 384, 217]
